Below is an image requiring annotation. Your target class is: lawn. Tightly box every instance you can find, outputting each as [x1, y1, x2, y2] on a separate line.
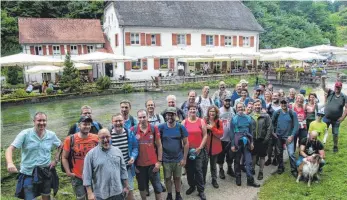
[259, 120, 347, 200]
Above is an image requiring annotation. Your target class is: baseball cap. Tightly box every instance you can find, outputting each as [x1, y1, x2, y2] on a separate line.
[280, 98, 288, 104]
[165, 107, 177, 114]
[79, 116, 93, 123]
[255, 86, 262, 91]
[224, 96, 232, 101]
[335, 82, 343, 88]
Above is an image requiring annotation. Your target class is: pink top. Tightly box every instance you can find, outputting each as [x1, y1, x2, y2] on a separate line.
[184, 118, 203, 149]
[293, 106, 306, 129]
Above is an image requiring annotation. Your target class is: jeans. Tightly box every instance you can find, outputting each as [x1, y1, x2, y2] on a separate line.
[217, 141, 234, 166]
[276, 137, 296, 172]
[323, 117, 340, 136]
[234, 146, 253, 177]
[186, 149, 206, 193]
[202, 154, 218, 183]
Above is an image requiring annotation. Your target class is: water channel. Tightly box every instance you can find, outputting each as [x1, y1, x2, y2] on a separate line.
[1, 79, 343, 147]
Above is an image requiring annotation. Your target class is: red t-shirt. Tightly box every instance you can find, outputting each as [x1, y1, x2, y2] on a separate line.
[292, 105, 307, 129]
[63, 133, 99, 179]
[184, 118, 203, 149]
[132, 124, 160, 166]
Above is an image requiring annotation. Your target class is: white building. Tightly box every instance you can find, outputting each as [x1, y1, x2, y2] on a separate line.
[104, 1, 264, 80]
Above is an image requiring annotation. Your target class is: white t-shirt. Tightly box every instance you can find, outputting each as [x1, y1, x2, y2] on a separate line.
[196, 96, 214, 117]
[219, 107, 234, 141]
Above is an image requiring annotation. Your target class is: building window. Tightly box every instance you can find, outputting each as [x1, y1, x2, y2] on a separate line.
[213, 61, 221, 73]
[132, 59, 142, 70]
[160, 58, 169, 70]
[177, 34, 186, 45]
[42, 73, 52, 82]
[53, 45, 60, 56]
[224, 36, 232, 46]
[131, 33, 140, 45]
[151, 34, 156, 45]
[206, 35, 214, 46]
[34, 46, 43, 55]
[70, 45, 77, 55]
[87, 45, 94, 53]
[243, 36, 250, 47]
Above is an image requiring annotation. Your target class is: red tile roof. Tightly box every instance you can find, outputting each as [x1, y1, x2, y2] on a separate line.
[18, 17, 105, 44]
[100, 33, 114, 54]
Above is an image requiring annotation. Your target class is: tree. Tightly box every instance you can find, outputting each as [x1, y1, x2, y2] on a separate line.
[7, 66, 22, 85]
[59, 53, 82, 92]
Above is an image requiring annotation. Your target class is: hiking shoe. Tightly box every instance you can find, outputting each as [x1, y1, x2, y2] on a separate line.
[265, 158, 272, 166]
[247, 177, 260, 188]
[219, 168, 226, 179]
[227, 166, 236, 177]
[186, 187, 196, 195]
[257, 172, 263, 180]
[236, 176, 242, 186]
[175, 193, 183, 200]
[277, 168, 284, 174]
[166, 193, 173, 200]
[198, 192, 206, 200]
[212, 180, 219, 188]
[272, 158, 278, 166]
[333, 146, 338, 153]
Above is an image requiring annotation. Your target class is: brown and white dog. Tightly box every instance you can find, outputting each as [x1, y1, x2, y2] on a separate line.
[296, 154, 322, 187]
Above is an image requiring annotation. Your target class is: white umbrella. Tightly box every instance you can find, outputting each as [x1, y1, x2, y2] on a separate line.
[147, 48, 208, 58]
[304, 45, 347, 53]
[260, 46, 303, 54]
[26, 65, 62, 74]
[72, 52, 136, 63]
[74, 63, 92, 70]
[0, 53, 64, 66]
[213, 48, 260, 58]
[290, 52, 326, 61]
[260, 52, 294, 61]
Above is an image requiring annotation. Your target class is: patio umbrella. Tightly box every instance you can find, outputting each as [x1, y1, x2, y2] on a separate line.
[71, 52, 136, 63]
[290, 52, 326, 61]
[260, 52, 294, 61]
[260, 46, 303, 54]
[26, 65, 62, 74]
[74, 63, 92, 70]
[0, 53, 64, 66]
[303, 45, 347, 53]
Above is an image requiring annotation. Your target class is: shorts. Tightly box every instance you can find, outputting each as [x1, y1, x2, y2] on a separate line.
[136, 165, 163, 194]
[163, 162, 182, 179]
[127, 167, 134, 191]
[18, 174, 51, 199]
[323, 117, 340, 136]
[251, 138, 268, 157]
[71, 177, 86, 200]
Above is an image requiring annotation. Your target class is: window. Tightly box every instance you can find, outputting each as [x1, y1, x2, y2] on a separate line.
[70, 45, 78, 55]
[213, 61, 221, 73]
[151, 34, 156, 45]
[243, 36, 250, 47]
[42, 73, 52, 82]
[177, 34, 186, 45]
[132, 59, 142, 70]
[160, 58, 169, 70]
[53, 45, 60, 55]
[34, 46, 43, 55]
[131, 33, 140, 45]
[206, 35, 214, 46]
[224, 36, 232, 46]
[87, 45, 94, 53]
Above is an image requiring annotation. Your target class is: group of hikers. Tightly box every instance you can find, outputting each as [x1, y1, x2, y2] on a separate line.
[5, 76, 347, 200]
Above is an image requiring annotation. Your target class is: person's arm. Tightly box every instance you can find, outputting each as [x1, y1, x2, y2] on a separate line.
[180, 137, 189, 167]
[299, 144, 308, 158]
[197, 119, 208, 155]
[83, 151, 94, 200]
[153, 127, 162, 172]
[338, 102, 347, 122]
[119, 148, 129, 195]
[319, 150, 325, 159]
[128, 132, 138, 165]
[5, 146, 18, 173]
[321, 76, 329, 93]
[62, 148, 75, 177]
[210, 120, 223, 138]
[291, 112, 299, 137]
[86, 186, 95, 200]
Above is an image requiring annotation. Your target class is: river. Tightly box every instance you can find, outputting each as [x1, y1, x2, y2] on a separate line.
[1, 79, 343, 147]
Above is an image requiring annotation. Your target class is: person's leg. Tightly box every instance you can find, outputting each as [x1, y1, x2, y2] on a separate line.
[331, 121, 340, 152]
[136, 166, 149, 200]
[276, 137, 285, 173]
[244, 148, 260, 187]
[163, 163, 173, 199]
[195, 150, 205, 194]
[234, 149, 242, 186]
[23, 176, 36, 200]
[172, 163, 183, 199]
[126, 168, 135, 200]
[210, 155, 219, 188]
[185, 157, 196, 194]
[202, 154, 209, 185]
[286, 139, 297, 176]
[265, 138, 274, 165]
[71, 177, 87, 200]
[217, 141, 227, 179]
[149, 166, 163, 200]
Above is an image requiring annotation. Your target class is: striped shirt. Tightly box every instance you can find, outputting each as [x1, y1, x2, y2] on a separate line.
[111, 128, 130, 164]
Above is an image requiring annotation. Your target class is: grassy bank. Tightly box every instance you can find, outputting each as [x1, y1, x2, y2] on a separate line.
[259, 120, 347, 200]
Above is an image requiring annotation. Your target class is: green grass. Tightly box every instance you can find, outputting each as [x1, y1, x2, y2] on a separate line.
[259, 120, 347, 200]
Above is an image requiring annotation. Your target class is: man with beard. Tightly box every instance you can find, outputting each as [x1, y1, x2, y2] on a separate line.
[110, 113, 138, 200]
[83, 128, 130, 200]
[6, 112, 62, 200]
[161, 95, 185, 122]
[212, 81, 231, 108]
[196, 86, 214, 117]
[146, 100, 165, 126]
[181, 90, 203, 117]
[120, 100, 138, 131]
[218, 97, 236, 179]
[68, 105, 103, 135]
[287, 88, 297, 104]
[62, 116, 99, 200]
[230, 84, 242, 107]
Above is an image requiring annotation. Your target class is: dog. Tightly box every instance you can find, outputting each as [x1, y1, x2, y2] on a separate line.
[296, 154, 322, 187]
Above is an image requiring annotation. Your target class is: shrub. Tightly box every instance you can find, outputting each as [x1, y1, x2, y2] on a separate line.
[10, 89, 28, 98]
[57, 89, 63, 94]
[46, 88, 54, 95]
[96, 76, 111, 90]
[122, 83, 133, 93]
[275, 67, 286, 72]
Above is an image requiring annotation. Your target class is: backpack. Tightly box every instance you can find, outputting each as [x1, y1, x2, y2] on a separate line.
[60, 135, 75, 173]
[158, 123, 185, 142]
[327, 90, 346, 105]
[197, 96, 213, 105]
[273, 109, 294, 133]
[75, 121, 101, 133]
[129, 116, 135, 127]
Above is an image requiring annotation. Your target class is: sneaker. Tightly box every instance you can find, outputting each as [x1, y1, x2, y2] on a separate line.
[186, 187, 196, 195]
[198, 192, 206, 200]
[175, 193, 183, 200]
[212, 180, 219, 188]
[333, 146, 338, 153]
[227, 166, 236, 177]
[219, 168, 226, 179]
[277, 168, 284, 174]
[272, 158, 278, 166]
[265, 158, 272, 166]
[257, 172, 263, 180]
[166, 193, 173, 200]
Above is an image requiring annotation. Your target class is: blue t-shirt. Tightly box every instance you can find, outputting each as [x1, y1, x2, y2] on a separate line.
[158, 123, 188, 163]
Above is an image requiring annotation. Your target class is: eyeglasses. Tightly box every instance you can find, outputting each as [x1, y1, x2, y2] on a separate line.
[99, 136, 111, 140]
[82, 112, 91, 115]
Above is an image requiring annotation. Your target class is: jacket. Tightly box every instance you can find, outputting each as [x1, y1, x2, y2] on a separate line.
[229, 113, 253, 149]
[204, 119, 224, 156]
[250, 112, 273, 142]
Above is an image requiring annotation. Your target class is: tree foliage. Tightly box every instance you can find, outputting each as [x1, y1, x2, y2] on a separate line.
[59, 53, 82, 92]
[7, 66, 23, 85]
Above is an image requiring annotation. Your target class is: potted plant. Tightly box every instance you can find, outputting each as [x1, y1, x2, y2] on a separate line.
[132, 65, 141, 70]
[160, 64, 168, 69]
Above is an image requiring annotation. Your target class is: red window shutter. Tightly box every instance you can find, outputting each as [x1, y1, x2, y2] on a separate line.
[60, 45, 65, 55]
[141, 33, 146, 46]
[142, 58, 148, 70]
[125, 62, 131, 71]
[253, 59, 257, 66]
[30, 46, 35, 55]
[156, 34, 161, 46]
[201, 34, 206, 46]
[77, 45, 82, 55]
[215, 35, 219, 46]
[154, 58, 160, 70]
[42, 46, 47, 55]
[187, 34, 191, 45]
[49, 45, 53, 55]
[250, 36, 255, 47]
[146, 34, 151, 46]
[66, 45, 70, 54]
[233, 36, 237, 47]
[83, 45, 87, 54]
[115, 34, 118, 46]
[125, 32, 131, 46]
[220, 35, 225, 46]
[172, 34, 177, 45]
[169, 58, 175, 70]
[239, 36, 243, 47]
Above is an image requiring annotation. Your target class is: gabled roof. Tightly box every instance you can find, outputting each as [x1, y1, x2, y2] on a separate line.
[113, 1, 264, 32]
[18, 18, 105, 44]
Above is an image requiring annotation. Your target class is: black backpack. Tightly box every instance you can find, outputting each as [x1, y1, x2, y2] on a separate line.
[60, 135, 75, 173]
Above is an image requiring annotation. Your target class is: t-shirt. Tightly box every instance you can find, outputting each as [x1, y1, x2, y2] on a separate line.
[325, 89, 347, 121]
[133, 124, 160, 166]
[219, 107, 234, 141]
[196, 96, 214, 117]
[148, 114, 165, 126]
[111, 128, 130, 164]
[300, 138, 324, 156]
[184, 118, 203, 149]
[158, 123, 188, 163]
[63, 133, 99, 178]
[308, 121, 327, 141]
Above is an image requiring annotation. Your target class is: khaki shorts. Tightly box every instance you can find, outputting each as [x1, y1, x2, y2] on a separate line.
[163, 162, 182, 179]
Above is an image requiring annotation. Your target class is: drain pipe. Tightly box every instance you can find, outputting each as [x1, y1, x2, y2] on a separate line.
[121, 26, 126, 78]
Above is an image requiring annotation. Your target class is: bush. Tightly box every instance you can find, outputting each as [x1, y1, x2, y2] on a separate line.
[122, 83, 133, 93]
[57, 89, 63, 94]
[96, 76, 111, 90]
[9, 89, 28, 98]
[46, 88, 54, 95]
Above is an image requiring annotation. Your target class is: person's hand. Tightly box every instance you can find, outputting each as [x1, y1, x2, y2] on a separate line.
[250, 143, 254, 150]
[179, 159, 186, 167]
[128, 158, 134, 165]
[337, 116, 345, 123]
[7, 163, 18, 173]
[135, 167, 140, 173]
[206, 124, 213, 130]
[67, 172, 76, 178]
[49, 160, 58, 169]
[152, 162, 161, 173]
[306, 156, 312, 162]
[287, 136, 294, 144]
[123, 186, 129, 198]
[195, 147, 202, 155]
[87, 192, 95, 200]
[231, 146, 236, 152]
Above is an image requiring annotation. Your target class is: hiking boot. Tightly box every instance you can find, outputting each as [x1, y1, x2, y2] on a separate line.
[166, 193, 173, 200]
[251, 168, 255, 175]
[257, 172, 263, 180]
[227, 166, 236, 177]
[265, 158, 272, 166]
[277, 167, 284, 174]
[333, 146, 338, 153]
[175, 193, 183, 200]
[219, 168, 226, 179]
[236, 176, 242, 186]
[198, 192, 206, 200]
[272, 158, 278, 166]
[212, 180, 219, 188]
[186, 187, 196, 195]
[291, 171, 298, 178]
[247, 177, 260, 188]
